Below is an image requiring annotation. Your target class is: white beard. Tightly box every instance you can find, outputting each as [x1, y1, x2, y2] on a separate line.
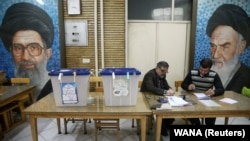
[211, 55, 239, 87]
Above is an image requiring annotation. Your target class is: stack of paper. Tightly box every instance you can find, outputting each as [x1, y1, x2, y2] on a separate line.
[168, 96, 189, 106]
[194, 93, 211, 100]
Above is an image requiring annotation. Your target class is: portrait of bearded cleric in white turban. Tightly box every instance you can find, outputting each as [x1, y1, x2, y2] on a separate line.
[206, 4, 250, 94]
[0, 2, 54, 100]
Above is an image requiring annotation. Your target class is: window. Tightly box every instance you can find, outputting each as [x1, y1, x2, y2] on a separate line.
[128, 0, 192, 21]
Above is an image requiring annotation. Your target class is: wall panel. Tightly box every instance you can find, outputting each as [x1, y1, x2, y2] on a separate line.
[63, 0, 125, 73]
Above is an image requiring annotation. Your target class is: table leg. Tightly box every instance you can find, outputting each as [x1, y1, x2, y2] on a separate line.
[155, 115, 162, 141]
[28, 90, 34, 103]
[56, 118, 61, 134]
[140, 116, 146, 141]
[224, 117, 229, 125]
[29, 115, 38, 141]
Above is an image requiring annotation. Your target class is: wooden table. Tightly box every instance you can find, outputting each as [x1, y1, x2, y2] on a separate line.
[143, 91, 250, 141]
[0, 85, 35, 106]
[24, 92, 152, 141]
[0, 85, 35, 133]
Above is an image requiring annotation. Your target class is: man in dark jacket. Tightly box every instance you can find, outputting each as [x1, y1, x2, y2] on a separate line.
[140, 61, 175, 136]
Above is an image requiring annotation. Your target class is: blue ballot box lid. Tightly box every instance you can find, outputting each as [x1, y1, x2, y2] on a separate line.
[100, 68, 141, 75]
[48, 68, 90, 76]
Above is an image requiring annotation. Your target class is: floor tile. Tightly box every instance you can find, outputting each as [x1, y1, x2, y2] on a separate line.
[2, 117, 250, 141]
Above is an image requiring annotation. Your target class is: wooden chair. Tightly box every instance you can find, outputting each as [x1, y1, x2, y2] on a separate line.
[11, 77, 32, 121]
[60, 77, 105, 134]
[62, 118, 87, 134]
[174, 80, 183, 92]
[90, 76, 103, 92]
[11, 77, 30, 85]
[59, 77, 99, 134]
[0, 71, 7, 85]
[90, 76, 120, 141]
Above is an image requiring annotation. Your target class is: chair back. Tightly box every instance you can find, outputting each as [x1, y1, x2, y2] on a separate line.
[11, 78, 30, 86]
[138, 80, 142, 88]
[174, 80, 183, 92]
[89, 76, 103, 92]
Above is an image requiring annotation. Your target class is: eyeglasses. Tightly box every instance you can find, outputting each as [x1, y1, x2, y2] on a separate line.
[159, 67, 168, 74]
[11, 43, 45, 56]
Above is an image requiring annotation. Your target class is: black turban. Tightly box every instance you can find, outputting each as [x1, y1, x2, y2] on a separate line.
[206, 4, 250, 46]
[0, 2, 54, 51]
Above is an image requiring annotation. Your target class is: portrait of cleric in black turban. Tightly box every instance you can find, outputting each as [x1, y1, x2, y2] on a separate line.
[0, 2, 60, 100]
[194, 2, 250, 94]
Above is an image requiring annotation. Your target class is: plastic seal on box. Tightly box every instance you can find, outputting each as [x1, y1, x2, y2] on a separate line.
[58, 73, 63, 81]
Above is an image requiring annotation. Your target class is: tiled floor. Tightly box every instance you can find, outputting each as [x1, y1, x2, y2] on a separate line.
[2, 116, 250, 141]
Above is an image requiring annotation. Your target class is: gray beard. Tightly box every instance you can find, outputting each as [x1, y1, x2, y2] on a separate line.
[15, 59, 49, 100]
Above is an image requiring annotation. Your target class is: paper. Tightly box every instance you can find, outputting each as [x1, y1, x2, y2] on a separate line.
[168, 96, 189, 106]
[219, 98, 238, 104]
[156, 103, 172, 110]
[61, 82, 78, 104]
[194, 93, 211, 100]
[199, 100, 220, 107]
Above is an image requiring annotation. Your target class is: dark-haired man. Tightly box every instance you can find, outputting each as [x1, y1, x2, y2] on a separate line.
[0, 2, 54, 100]
[140, 61, 175, 136]
[181, 58, 224, 125]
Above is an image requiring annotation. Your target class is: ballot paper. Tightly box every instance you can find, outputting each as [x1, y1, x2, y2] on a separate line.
[194, 93, 211, 100]
[167, 96, 189, 106]
[219, 98, 238, 104]
[199, 99, 220, 107]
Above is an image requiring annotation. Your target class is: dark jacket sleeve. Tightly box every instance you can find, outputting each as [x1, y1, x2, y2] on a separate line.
[36, 79, 53, 101]
[181, 71, 192, 91]
[140, 69, 170, 96]
[213, 73, 225, 96]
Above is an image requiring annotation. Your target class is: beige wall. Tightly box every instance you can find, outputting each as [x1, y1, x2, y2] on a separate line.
[62, 0, 191, 86]
[127, 21, 190, 87]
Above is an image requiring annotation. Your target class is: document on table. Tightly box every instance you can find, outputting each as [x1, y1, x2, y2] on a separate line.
[219, 98, 238, 104]
[167, 96, 189, 106]
[194, 92, 211, 100]
[199, 99, 220, 107]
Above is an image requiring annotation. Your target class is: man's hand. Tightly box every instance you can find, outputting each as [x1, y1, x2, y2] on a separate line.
[205, 89, 215, 96]
[188, 84, 196, 90]
[166, 89, 175, 96]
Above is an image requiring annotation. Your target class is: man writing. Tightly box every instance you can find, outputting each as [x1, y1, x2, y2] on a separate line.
[181, 58, 225, 125]
[206, 4, 250, 93]
[140, 61, 175, 136]
[0, 2, 54, 100]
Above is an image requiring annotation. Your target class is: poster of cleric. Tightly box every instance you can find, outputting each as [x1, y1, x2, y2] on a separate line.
[0, 0, 61, 100]
[193, 0, 250, 94]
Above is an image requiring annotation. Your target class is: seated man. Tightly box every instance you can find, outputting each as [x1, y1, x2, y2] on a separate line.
[181, 58, 225, 125]
[140, 61, 175, 136]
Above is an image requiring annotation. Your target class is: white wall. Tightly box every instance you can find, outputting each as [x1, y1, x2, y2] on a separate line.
[127, 21, 190, 87]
